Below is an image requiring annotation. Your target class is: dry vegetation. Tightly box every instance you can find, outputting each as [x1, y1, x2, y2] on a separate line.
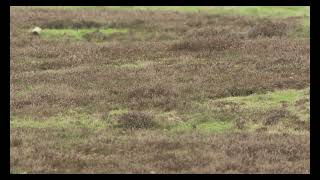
[10, 7, 310, 174]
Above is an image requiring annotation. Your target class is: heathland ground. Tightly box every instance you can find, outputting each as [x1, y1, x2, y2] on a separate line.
[10, 6, 310, 173]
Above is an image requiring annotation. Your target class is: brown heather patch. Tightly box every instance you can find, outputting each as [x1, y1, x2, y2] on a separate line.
[10, 7, 309, 173]
[170, 35, 242, 52]
[10, 128, 309, 173]
[83, 31, 109, 42]
[262, 109, 294, 126]
[117, 111, 158, 129]
[248, 18, 288, 38]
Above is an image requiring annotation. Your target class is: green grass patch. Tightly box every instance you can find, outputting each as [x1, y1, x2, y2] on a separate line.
[107, 108, 129, 116]
[103, 108, 129, 121]
[40, 28, 128, 40]
[218, 89, 308, 110]
[11, 88, 309, 135]
[27, 6, 310, 39]
[196, 121, 234, 133]
[189, 88, 309, 134]
[29, 6, 309, 18]
[10, 168, 28, 174]
[290, 17, 310, 38]
[168, 110, 235, 134]
[215, 88, 309, 122]
[10, 110, 107, 130]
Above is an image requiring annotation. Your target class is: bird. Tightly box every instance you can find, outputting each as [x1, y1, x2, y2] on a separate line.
[31, 26, 42, 36]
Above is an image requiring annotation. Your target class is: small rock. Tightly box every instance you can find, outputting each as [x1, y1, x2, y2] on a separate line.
[150, 171, 156, 174]
[31, 27, 42, 35]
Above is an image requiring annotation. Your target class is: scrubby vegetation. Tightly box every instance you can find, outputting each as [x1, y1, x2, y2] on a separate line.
[10, 6, 309, 174]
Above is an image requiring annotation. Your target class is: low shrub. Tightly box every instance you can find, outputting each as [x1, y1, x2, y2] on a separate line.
[117, 111, 157, 129]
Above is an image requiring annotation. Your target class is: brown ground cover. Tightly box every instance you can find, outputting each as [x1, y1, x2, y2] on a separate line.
[10, 7, 309, 173]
